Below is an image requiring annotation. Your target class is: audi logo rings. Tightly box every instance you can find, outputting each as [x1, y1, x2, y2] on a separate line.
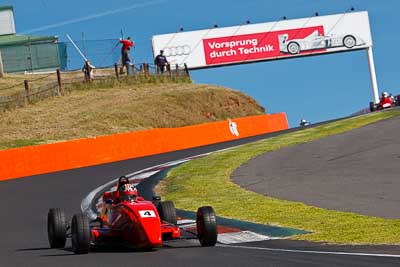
[163, 45, 191, 57]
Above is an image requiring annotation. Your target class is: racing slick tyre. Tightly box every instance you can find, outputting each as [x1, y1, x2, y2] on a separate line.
[287, 42, 300, 54]
[196, 206, 217, 247]
[369, 101, 377, 112]
[343, 35, 356, 48]
[157, 201, 177, 224]
[71, 213, 90, 254]
[47, 208, 68, 248]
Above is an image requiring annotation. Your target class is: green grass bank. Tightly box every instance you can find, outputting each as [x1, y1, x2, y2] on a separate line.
[157, 110, 400, 245]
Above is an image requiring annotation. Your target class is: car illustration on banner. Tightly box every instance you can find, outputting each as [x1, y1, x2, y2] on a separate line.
[279, 30, 366, 55]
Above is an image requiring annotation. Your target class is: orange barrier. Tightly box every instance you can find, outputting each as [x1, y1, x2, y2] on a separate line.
[0, 113, 288, 181]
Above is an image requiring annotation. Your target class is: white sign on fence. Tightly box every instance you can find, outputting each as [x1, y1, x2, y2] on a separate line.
[152, 11, 372, 70]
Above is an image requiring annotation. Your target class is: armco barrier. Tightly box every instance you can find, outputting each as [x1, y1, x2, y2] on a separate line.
[0, 113, 288, 181]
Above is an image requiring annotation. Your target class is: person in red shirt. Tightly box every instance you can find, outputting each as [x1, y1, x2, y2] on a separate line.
[119, 37, 135, 74]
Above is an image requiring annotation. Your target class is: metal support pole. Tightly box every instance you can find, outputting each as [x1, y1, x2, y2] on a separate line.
[28, 37, 34, 73]
[81, 32, 87, 58]
[366, 47, 380, 104]
[0, 49, 4, 78]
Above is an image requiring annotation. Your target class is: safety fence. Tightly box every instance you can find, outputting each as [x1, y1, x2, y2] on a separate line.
[0, 62, 190, 111]
[0, 113, 289, 181]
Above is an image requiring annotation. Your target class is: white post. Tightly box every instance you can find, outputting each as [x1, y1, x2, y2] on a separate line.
[0, 49, 4, 78]
[366, 47, 380, 104]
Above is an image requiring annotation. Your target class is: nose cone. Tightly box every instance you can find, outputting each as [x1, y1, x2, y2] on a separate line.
[141, 215, 162, 246]
[128, 202, 163, 247]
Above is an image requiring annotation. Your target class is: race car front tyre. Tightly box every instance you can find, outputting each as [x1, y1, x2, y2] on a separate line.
[71, 213, 90, 254]
[196, 206, 217, 247]
[47, 208, 67, 248]
[157, 201, 177, 224]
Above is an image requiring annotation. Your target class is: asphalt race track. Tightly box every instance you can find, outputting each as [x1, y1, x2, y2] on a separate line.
[1, 118, 400, 266]
[232, 115, 400, 219]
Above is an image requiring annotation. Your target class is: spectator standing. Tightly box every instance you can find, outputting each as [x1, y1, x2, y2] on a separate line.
[154, 50, 168, 73]
[82, 60, 95, 81]
[119, 37, 135, 75]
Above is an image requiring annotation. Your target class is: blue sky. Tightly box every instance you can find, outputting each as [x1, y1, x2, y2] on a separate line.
[4, 0, 400, 126]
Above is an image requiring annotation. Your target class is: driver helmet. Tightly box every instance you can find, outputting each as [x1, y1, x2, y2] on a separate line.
[300, 119, 308, 126]
[382, 91, 389, 98]
[117, 176, 138, 202]
[117, 176, 129, 191]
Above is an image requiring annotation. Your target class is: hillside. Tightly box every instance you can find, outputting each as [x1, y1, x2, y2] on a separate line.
[0, 81, 265, 150]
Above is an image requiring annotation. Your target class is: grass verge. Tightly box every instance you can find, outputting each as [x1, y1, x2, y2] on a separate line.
[157, 110, 400, 244]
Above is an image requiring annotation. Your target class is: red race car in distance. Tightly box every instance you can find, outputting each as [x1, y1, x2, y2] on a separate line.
[370, 91, 400, 112]
[47, 176, 217, 254]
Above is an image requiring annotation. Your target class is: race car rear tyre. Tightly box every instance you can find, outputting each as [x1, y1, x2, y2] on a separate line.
[196, 206, 217, 247]
[71, 213, 90, 254]
[157, 201, 177, 224]
[48, 208, 67, 248]
[369, 101, 377, 112]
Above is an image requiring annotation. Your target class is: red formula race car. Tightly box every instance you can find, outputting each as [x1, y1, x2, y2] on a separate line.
[370, 92, 400, 112]
[47, 176, 217, 254]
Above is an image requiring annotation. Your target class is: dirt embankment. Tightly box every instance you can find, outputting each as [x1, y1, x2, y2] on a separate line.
[0, 82, 265, 149]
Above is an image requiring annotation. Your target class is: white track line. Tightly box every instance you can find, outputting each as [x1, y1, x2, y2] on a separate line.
[217, 231, 277, 244]
[218, 244, 400, 258]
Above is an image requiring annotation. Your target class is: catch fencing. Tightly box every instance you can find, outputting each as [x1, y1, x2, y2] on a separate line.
[62, 39, 121, 70]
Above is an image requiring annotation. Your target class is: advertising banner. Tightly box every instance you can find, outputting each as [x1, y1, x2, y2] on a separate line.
[152, 11, 372, 69]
